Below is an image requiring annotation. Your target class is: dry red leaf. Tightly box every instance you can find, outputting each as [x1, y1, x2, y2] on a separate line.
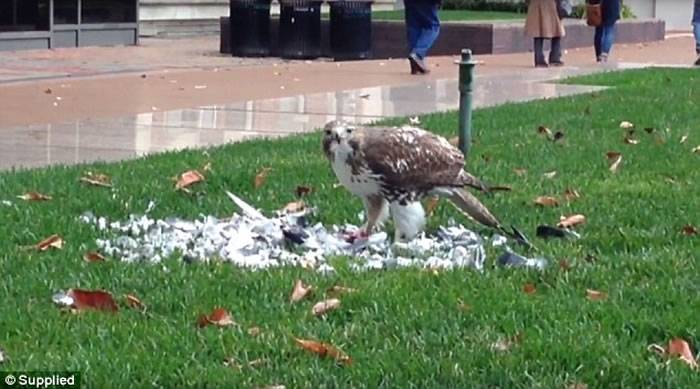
[83, 251, 105, 262]
[294, 338, 352, 365]
[668, 338, 699, 369]
[175, 170, 204, 191]
[295, 185, 313, 197]
[125, 294, 145, 310]
[68, 289, 119, 312]
[198, 307, 236, 328]
[586, 289, 607, 301]
[557, 214, 586, 228]
[281, 200, 305, 214]
[563, 188, 581, 201]
[80, 172, 112, 187]
[312, 298, 341, 316]
[681, 225, 698, 236]
[254, 167, 272, 189]
[290, 280, 313, 303]
[523, 283, 537, 295]
[534, 196, 559, 207]
[17, 192, 52, 201]
[36, 234, 64, 251]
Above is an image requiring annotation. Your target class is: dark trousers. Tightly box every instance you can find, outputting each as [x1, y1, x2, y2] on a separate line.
[533, 37, 561, 65]
[404, 0, 440, 59]
[594, 23, 617, 58]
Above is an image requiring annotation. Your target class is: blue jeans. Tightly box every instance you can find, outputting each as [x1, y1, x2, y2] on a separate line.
[404, 0, 440, 59]
[594, 23, 617, 58]
[694, 0, 700, 53]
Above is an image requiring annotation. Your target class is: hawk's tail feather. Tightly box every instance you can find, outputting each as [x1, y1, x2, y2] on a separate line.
[448, 188, 535, 250]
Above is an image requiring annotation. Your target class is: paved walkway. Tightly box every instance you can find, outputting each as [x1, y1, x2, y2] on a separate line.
[0, 34, 697, 170]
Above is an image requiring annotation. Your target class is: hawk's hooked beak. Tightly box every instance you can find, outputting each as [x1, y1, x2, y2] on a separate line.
[333, 133, 341, 143]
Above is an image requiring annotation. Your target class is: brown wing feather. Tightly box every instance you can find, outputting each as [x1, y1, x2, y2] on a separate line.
[357, 126, 478, 191]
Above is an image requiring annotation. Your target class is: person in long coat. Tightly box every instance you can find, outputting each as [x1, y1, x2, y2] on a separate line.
[524, 0, 566, 67]
[594, 0, 621, 62]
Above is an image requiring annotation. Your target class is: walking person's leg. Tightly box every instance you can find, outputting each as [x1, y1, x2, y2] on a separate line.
[694, 0, 700, 64]
[549, 37, 563, 65]
[599, 23, 617, 62]
[404, 0, 421, 73]
[534, 38, 547, 67]
[407, 0, 440, 74]
[594, 26, 603, 61]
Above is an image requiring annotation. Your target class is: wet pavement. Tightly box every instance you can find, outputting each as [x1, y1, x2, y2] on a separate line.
[0, 35, 696, 171]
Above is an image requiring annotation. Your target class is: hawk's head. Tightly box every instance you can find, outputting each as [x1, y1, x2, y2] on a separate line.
[322, 120, 357, 160]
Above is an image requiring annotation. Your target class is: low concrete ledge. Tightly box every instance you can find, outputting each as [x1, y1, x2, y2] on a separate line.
[220, 17, 665, 58]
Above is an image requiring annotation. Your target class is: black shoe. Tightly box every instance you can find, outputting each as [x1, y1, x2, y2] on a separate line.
[550, 61, 565, 67]
[695, 55, 700, 66]
[408, 53, 429, 74]
[535, 62, 549, 68]
[409, 58, 418, 74]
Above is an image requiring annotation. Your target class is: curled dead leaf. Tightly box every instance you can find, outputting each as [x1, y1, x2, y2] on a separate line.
[175, 169, 204, 191]
[198, 308, 236, 328]
[17, 192, 52, 201]
[619, 121, 634, 129]
[295, 185, 313, 197]
[534, 196, 559, 207]
[80, 172, 112, 187]
[543, 171, 557, 179]
[606, 152, 623, 173]
[53, 289, 119, 312]
[586, 289, 607, 301]
[522, 283, 537, 294]
[679, 135, 688, 144]
[125, 294, 145, 310]
[423, 196, 440, 216]
[281, 200, 305, 214]
[692, 145, 700, 154]
[83, 251, 105, 262]
[254, 167, 272, 189]
[563, 188, 581, 201]
[559, 259, 572, 271]
[294, 338, 352, 365]
[624, 135, 640, 145]
[557, 214, 586, 228]
[312, 298, 341, 316]
[681, 225, 698, 236]
[326, 285, 358, 296]
[36, 234, 64, 251]
[537, 126, 552, 136]
[667, 338, 699, 369]
[290, 279, 313, 303]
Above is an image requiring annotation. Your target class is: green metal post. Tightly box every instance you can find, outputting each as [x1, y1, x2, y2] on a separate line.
[457, 48, 476, 157]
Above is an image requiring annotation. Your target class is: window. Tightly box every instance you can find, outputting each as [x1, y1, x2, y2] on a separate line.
[0, 0, 50, 31]
[54, 0, 78, 24]
[81, 0, 136, 24]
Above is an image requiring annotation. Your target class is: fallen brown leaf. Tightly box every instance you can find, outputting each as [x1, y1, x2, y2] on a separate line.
[679, 134, 688, 144]
[281, 200, 305, 214]
[586, 289, 607, 301]
[83, 251, 105, 262]
[17, 192, 52, 201]
[513, 168, 527, 176]
[175, 169, 205, 191]
[553, 131, 565, 142]
[681, 225, 698, 236]
[624, 135, 640, 145]
[534, 196, 559, 207]
[312, 299, 341, 316]
[619, 121, 634, 129]
[523, 283, 537, 295]
[80, 172, 112, 187]
[290, 279, 313, 303]
[557, 214, 586, 228]
[295, 185, 313, 197]
[125, 294, 145, 310]
[198, 307, 236, 328]
[563, 188, 581, 201]
[424, 196, 440, 216]
[537, 125, 552, 136]
[36, 234, 64, 251]
[68, 289, 119, 312]
[44, 88, 52, 94]
[543, 171, 557, 179]
[667, 338, 698, 369]
[294, 338, 352, 365]
[326, 285, 358, 296]
[254, 167, 272, 189]
[559, 259, 572, 271]
[606, 152, 622, 173]
[692, 145, 700, 154]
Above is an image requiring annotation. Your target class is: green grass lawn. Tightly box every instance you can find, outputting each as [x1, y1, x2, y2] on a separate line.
[1, 68, 699, 387]
[372, 9, 524, 22]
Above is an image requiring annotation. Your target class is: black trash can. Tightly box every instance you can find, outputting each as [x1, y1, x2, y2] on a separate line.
[229, 0, 272, 57]
[278, 0, 323, 59]
[329, 0, 373, 60]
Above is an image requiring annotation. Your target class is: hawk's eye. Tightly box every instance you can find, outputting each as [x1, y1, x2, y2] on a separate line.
[346, 127, 353, 134]
[324, 129, 332, 135]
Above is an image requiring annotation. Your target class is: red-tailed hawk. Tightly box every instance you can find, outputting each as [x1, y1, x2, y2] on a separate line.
[322, 120, 506, 242]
